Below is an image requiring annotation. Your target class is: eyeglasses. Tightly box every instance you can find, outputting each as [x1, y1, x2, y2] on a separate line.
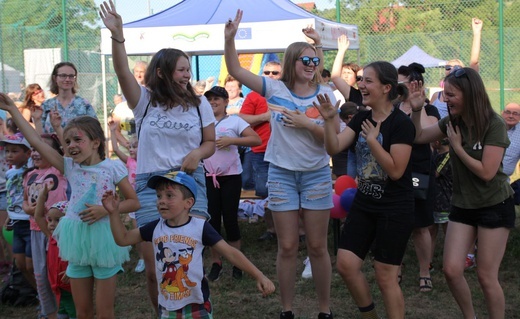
[503, 110, 520, 117]
[56, 74, 77, 79]
[356, 75, 363, 82]
[263, 71, 280, 76]
[297, 56, 320, 67]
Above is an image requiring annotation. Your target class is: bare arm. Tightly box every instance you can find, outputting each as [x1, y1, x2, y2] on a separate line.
[314, 94, 355, 155]
[34, 185, 51, 238]
[447, 122, 503, 182]
[238, 112, 270, 127]
[102, 190, 143, 246]
[470, 18, 482, 72]
[215, 126, 261, 149]
[109, 120, 129, 163]
[302, 25, 324, 73]
[181, 123, 216, 173]
[99, 0, 141, 109]
[331, 35, 351, 101]
[224, 10, 264, 94]
[0, 94, 64, 173]
[212, 240, 275, 297]
[409, 82, 445, 144]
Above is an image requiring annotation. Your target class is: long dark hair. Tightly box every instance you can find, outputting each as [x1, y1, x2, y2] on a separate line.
[145, 49, 200, 111]
[364, 61, 402, 102]
[444, 67, 494, 144]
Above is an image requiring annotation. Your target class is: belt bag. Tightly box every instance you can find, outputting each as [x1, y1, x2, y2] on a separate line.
[412, 172, 429, 200]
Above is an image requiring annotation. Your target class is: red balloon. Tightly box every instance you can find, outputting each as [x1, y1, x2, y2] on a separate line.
[330, 194, 347, 219]
[334, 175, 357, 195]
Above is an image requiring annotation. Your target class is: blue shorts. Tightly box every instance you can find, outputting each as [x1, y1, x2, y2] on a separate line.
[135, 166, 209, 227]
[12, 220, 32, 257]
[0, 191, 6, 210]
[66, 262, 123, 280]
[267, 164, 333, 212]
[250, 152, 269, 198]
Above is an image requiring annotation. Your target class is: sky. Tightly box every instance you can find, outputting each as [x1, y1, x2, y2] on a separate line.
[94, 0, 337, 25]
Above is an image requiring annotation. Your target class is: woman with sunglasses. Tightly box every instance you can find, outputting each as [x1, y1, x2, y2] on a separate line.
[20, 84, 45, 128]
[430, 18, 482, 119]
[225, 10, 335, 319]
[40, 62, 97, 134]
[410, 67, 514, 319]
[316, 61, 415, 319]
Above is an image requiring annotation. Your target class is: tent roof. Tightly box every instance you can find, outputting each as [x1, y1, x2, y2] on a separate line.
[101, 0, 358, 55]
[391, 45, 446, 68]
[125, 0, 333, 28]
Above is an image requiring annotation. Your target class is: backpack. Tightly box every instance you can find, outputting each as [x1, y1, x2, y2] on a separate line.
[0, 261, 38, 307]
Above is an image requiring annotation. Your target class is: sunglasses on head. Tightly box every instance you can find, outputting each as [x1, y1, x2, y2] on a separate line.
[263, 71, 280, 76]
[453, 68, 467, 78]
[297, 56, 320, 67]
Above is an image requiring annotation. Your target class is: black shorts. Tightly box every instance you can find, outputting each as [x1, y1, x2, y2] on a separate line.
[449, 196, 516, 229]
[339, 201, 414, 265]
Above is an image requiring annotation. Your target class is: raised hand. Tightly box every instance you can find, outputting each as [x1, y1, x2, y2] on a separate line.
[108, 119, 118, 132]
[101, 190, 120, 216]
[302, 25, 321, 45]
[313, 93, 341, 121]
[337, 34, 350, 53]
[49, 110, 62, 130]
[224, 9, 243, 41]
[99, 0, 123, 35]
[408, 80, 426, 112]
[0, 93, 17, 112]
[472, 17, 483, 34]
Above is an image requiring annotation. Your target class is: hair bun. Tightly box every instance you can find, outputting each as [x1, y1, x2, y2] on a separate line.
[408, 63, 425, 74]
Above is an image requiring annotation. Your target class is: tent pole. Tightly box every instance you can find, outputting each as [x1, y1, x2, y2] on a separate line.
[195, 55, 200, 81]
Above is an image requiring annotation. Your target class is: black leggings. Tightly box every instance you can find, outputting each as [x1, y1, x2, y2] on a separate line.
[206, 174, 242, 242]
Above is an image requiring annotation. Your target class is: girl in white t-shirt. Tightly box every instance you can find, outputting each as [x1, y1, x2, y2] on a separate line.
[100, 0, 216, 313]
[225, 11, 335, 319]
[202, 86, 260, 281]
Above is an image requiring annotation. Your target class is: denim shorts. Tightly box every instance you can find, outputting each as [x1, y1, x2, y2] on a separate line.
[267, 164, 333, 212]
[250, 152, 269, 198]
[0, 191, 6, 210]
[12, 220, 32, 256]
[66, 262, 123, 280]
[135, 166, 209, 227]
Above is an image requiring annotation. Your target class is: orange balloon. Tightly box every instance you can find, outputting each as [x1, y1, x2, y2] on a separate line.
[334, 175, 357, 195]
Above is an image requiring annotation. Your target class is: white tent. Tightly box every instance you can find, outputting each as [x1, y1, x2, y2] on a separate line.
[0, 63, 23, 93]
[391, 45, 446, 68]
[100, 0, 359, 55]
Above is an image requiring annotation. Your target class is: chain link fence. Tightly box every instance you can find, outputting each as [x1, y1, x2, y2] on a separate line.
[0, 0, 519, 117]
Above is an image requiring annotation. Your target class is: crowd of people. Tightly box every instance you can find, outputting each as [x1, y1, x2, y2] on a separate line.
[0, 2, 517, 319]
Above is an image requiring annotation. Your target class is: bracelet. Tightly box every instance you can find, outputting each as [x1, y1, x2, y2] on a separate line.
[314, 44, 323, 49]
[412, 108, 423, 113]
[111, 36, 125, 43]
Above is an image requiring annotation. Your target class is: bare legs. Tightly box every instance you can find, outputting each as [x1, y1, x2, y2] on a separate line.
[272, 209, 331, 314]
[443, 221, 509, 319]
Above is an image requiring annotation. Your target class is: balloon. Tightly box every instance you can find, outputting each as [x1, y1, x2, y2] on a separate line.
[340, 188, 357, 212]
[330, 194, 347, 219]
[2, 227, 13, 245]
[334, 175, 357, 195]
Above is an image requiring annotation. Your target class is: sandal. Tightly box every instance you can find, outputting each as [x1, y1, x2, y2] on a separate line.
[419, 276, 432, 292]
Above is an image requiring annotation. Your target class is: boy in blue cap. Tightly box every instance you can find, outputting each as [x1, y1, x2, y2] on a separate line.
[102, 171, 274, 318]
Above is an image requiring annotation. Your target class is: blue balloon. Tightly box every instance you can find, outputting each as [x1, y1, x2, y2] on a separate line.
[340, 188, 357, 212]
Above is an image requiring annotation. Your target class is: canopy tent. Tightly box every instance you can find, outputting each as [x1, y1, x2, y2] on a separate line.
[100, 0, 359, 55]
[391, 45, 446, 68]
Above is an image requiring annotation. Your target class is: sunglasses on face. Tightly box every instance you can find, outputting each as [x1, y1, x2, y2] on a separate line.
[445, 65, 454, 71]
[297, 56, 320, 67]
[263, 71, 280, 76]
[56, 74, 77, 79]
[356, 76, 363, 82]
[32, 89, 43, 96]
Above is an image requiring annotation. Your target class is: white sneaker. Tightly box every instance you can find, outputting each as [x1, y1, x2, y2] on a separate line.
[134, 259, 145, 273]
[302, 256, 312, 279]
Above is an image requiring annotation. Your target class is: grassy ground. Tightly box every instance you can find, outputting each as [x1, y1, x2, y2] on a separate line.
[1, 219, 520, 319]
